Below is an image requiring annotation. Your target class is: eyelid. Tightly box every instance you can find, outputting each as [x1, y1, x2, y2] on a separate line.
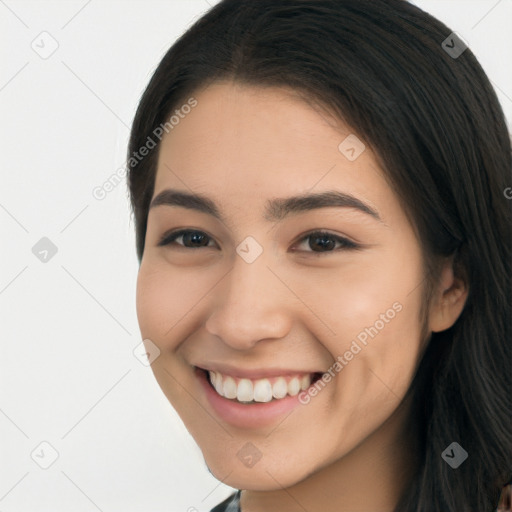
[157, 228, 218, 248]
[291, 229, 360, 251]
[157, 228, 361, 252]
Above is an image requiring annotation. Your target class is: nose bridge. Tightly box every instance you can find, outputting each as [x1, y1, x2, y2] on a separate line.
[205, 247, 293, 349]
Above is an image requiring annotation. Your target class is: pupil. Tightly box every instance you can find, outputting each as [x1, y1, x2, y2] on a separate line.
[311, 234, 334, 251]
[185, 231, 208, 247]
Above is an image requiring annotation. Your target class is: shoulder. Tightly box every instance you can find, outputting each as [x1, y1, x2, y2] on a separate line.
[209, 490, 241, 512]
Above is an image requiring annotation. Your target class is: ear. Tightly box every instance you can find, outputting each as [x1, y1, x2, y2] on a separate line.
[428, 255, 469, 333]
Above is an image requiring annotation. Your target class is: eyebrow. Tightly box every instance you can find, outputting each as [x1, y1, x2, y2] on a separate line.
[149, 188, 382, 223]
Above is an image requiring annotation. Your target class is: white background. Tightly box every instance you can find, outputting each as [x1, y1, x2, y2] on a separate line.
[1, 1, 510, 511]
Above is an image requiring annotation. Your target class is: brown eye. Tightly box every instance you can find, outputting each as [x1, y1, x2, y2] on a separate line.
[293, 231, 359, 253]
[157, 229, 360, 254]
[158, 229, 215, 249]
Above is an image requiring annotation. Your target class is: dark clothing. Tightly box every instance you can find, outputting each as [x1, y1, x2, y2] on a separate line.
[210, 490, 241, 512]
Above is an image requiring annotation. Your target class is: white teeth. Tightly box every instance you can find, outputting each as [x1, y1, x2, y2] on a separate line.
[223, 376, 237, 399]
[207, 370, 315, 403]
[236, 378, 254, 402]
[300, 374, 311, 391]
[253, 379, 273, 402]
[214, 372, 223, 395]
[272, 377, 288, 399]
[288, 377, 300, 396]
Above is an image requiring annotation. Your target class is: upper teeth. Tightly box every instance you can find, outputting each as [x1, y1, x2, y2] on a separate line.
[208, 370, 313, 403]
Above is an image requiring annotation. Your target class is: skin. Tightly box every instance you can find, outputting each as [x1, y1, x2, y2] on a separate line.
[135, 81, 468, 512]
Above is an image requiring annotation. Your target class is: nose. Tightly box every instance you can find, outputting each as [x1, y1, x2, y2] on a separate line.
[204, 254, 293, 351]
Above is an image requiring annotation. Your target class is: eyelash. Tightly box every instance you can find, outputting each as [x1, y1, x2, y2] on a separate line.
[157, 229, 360, 253]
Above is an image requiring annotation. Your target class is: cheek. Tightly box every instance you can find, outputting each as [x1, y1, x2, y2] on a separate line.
[136, 265, 166, 342]
[322, 260, 425, 422]
[135, 261, 197, 348]
[289, 252, 423, 347]
[135, 255, 222, 342]
[341, 305, 423, 393]
[297, 245, 425, 400]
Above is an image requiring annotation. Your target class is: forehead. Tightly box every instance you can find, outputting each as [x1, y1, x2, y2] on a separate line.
[158, 81, 343, 153]
[152, 82, 395, 225]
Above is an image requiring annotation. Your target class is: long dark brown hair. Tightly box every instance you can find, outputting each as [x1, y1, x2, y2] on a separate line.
[126, 1, 512, 510]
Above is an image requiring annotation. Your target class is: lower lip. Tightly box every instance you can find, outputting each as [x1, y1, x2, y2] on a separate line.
[195, 367, 309, 429]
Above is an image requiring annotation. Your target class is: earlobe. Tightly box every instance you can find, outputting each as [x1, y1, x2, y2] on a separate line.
[428, 257, 469, 333]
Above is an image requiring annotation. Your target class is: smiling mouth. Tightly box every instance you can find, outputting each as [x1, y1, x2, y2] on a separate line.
[198, 367, 323, 404]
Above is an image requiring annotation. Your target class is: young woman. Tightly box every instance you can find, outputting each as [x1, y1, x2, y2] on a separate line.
[126, 1, 512, 510]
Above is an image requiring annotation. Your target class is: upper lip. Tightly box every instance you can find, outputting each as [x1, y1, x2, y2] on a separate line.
[195, 363, 322, 380]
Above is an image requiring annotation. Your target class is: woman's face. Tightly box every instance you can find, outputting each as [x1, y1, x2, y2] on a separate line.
[136, 82, 428, 490]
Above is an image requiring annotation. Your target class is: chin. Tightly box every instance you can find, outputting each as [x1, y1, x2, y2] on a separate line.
[201, 444, 317, 491]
